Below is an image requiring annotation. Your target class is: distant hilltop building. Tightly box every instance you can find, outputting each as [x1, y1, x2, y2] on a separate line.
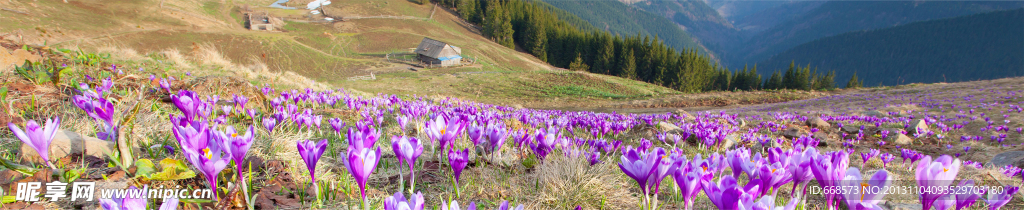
[414, 37, 462, 67]
[244, 10, 284, 31]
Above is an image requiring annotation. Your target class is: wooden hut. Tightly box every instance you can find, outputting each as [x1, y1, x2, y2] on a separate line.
[414, 37, 462, 67]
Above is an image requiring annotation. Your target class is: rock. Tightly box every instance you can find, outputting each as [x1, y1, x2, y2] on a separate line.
[805, 117, 831, 130]
[906, 119, 928, 135]
[782, 127, 808, 139]
[812, 132, 828, 140]
[0, 48, 42, 71]
[890, 134, 913, 145]
[841, 125, 862, 134]
[883, 201, 923, 210]
[862, 110, 888, 118]
[0, 170, 24, 185]
[674, 109, 695, 121]
[1, 202, 46, 210]
[656, 121, 683, 133]
[737, 119, 747, 127]
[721, 134, 739, 150]
[989, 151, 1024, 168]
[19, 130, 114, 164]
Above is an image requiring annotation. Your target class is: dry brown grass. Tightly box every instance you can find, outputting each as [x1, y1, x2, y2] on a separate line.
[160, 48, 191, 69]
[528, 155, 636, 210]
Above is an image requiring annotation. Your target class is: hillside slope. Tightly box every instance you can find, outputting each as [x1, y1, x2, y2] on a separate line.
[0, 0, 679, 105]
[733, 1, 1024, 66]
[755, 8, 1024, 87]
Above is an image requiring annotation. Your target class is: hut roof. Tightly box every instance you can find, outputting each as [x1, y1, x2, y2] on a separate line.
[414, 37, 461, 59]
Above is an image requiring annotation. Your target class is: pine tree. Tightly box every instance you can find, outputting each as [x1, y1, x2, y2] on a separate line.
[783, 61, 796, 89]
[619, 49, 636, 79]
[593, 35, 615, 75]
[569, 53, 589, 72]
[846, 72, 862, 88]
[750, 64, 761, 90]
[524, 12, 547, 62]
[459, 0, 477, 22]
[484, 2, 514, 49]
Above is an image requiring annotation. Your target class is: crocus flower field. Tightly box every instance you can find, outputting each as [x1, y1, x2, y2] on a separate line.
[1, 48, 1023, 210]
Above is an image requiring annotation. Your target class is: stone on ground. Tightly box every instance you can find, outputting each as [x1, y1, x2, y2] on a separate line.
[19, 130, 114, 164]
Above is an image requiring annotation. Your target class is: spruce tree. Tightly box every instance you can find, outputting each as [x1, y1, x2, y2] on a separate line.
[783, 61, 796, 89]
[619, 49, 636, 79]
[569, 53, 589, 72]
[846, 72, 862, 88]
[525, 12, 546, 62]
[593, 35, 615, 75]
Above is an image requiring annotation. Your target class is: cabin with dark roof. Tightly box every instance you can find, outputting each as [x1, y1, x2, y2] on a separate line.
[414, 37, 462, 67]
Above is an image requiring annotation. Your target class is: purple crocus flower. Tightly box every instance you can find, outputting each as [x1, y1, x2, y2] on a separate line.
[984, 186, 1019, 210]
[262, 117, 277, 133]
[298, 139, 328, 197]
[788, 147, 817, 197]
[840, 168, 892, 210]
[587, 151, 602, 166]
[8, 117, 60, 169]
[467, 123, 484, 146]
[648, 148, 676, 195]
[187, 131, 229, 201]
[701, 175, 759, 210]
[440, 200, 476, 210]
[673, 154, 713, 210]
[530, 128, 558, 162]
[170, 90, 203, 122]
[757, 162, 792, 197]
[482, 123, 508, 156]
[727, 148, 757, 179]
[383, 191, 424, 210]
[618, 146, 662, 209]
[232, 94, 248, 110]
[98, 186, 147, 210]
[810, 151, 849, 209]
[955, 180, 983, 210]
[329, 118, 345, 134]
[396, 115, 410, 133]
[426, 115, 466, 152]
[880, 153, 895, 168]
[497, 200, 524, 210]
[392, 135, 423, 191]
[347, 123, 380, 152]
[916, 155, 961, 210]
[448, 147, 470, 186]
[216, 126, 255, 179]
[343, 141, 379, 210]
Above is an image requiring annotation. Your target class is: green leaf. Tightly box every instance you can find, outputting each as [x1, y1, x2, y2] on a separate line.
[62, 168, 85, 183]
[141, 158, 196, 181]
[179, 199, 214, 204]
[1, 195, 15, 204]
[0, 157, 40, 175]
[0, 86, 8, 102]
[133, 159, 156, 178]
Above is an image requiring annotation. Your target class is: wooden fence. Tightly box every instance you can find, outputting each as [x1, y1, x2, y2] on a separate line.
[346, 72, 376, 81]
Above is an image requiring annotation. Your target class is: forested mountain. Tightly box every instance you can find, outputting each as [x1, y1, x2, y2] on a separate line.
[446, 0, 739, 93]
[729, 1, 824, 34]
[631, 0, 741, 60]
[756, 8, 1024, 87]
[734, 1, 1024, 67]
[533, 0, 708, 56]
[703, 0, 787, 21]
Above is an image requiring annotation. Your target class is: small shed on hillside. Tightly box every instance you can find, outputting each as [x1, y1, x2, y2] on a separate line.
[246, 11, 281, 31]
[414, 37, 462, 67]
